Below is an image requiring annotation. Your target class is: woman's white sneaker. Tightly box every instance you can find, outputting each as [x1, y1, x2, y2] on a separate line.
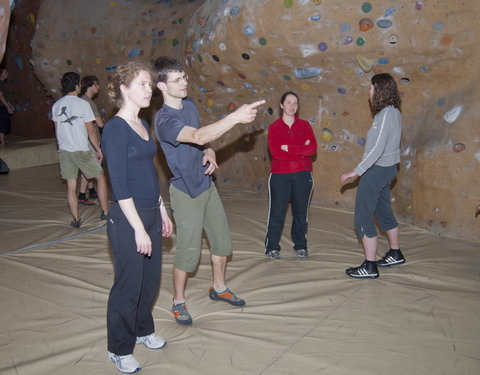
[108, 352, 141, 373]
[136, 333, 167, 349]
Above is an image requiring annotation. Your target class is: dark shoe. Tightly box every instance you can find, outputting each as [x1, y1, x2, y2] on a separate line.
[88, 188, 98, 200]
[70, 218, 81, 228]
[100, 211, 108, 220]
[346, 260, 379, 279]
[377, 249, 406, 267]
[209, 287, 246, 306]
[267, 249, 280, 260]
[78, 197, 95, 206]
[295, 249, 308, 259]
[172, 302, 193, 325]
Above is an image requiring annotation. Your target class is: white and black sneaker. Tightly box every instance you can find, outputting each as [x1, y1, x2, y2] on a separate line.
[377, 249, 406, 267]
[268, 250, 281, 260]
[346, 260, 379, 279]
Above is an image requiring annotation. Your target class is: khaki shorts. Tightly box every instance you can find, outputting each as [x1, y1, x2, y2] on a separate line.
[170, 183, 232, 272]
[58, 150, 103, 180]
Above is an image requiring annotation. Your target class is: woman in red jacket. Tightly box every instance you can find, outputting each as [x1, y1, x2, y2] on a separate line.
[265, 92, 317, 260]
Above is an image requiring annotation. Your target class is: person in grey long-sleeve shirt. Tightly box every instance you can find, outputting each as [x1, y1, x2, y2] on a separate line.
[340, 73, 406, 279]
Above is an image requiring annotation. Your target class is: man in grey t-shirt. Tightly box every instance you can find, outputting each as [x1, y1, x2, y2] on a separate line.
[154, 56, 264, 325]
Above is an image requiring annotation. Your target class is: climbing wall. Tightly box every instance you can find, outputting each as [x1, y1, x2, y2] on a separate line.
[31, 0, 480, 240]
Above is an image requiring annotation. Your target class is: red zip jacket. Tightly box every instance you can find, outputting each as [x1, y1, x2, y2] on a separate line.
[268, 116, 317, 174]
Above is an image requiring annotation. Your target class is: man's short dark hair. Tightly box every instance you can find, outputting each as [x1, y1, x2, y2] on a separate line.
[61, 72, 80, 95]
[153, 56, 183, 83]
[80, 75, 99, 96]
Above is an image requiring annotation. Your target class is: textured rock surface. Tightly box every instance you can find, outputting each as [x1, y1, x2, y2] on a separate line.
[31, 0, 480, 240]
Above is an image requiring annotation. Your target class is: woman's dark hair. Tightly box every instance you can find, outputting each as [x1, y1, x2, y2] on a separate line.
[279, 91, 299, 116]
[153, 56, 184, 83]
[280, 91, 298, 105]
[370, 73, 401, 114]
[80, 75, 99, 96]
[61, 72, 80, 95]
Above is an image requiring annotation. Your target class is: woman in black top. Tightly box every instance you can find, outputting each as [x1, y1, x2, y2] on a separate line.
[102, 62, 173, 374]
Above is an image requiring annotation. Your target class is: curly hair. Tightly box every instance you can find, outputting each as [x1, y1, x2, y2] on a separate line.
[370, 73, 401, 115]
[107, 62, 153, 108]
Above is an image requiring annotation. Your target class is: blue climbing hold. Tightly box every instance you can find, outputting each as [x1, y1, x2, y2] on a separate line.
[293, 67, 323, 79]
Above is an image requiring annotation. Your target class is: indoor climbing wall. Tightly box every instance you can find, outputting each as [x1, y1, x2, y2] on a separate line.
[31, 0, 480, 240]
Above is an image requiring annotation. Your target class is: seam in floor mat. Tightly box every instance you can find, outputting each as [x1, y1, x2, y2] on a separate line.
[0, 224, 106, 257]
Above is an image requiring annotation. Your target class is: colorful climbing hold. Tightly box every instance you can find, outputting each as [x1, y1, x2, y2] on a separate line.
[357, 137, 366, 146]
[67, 60, 72, 65]
[342, 36, 353, 45]
[212, 55, 219, 62]
[359, 18, 374, 31]
[198, 17, 206, 25]
[284, 0, 293, 9]
[258, 37, 267, 46]
[293, 67, 323, 79]
[444, 105, 462, 123]
[415, 1, 423, 10]
[337, 87, 347, 94]
[321, 128, 333, 142]
[283, 75, 292, 81]
[361, 2, 372, 13]
[318, 42, 328, 52]
[377, 19, 393, 29]
[388, 35, 398, 45]
[378, 58, 389, 65]
[230, 6, 240, 17]
[300, 84, 310, 91]
[242, 53, 250, 60]
[356, 54, 374, 72]
[433, 21, 443, 31]
[244, 24, 255, 36]
[440, 35, 452, 46]
[310, 14, 321, 21]
[341, 23, 351, 33]
[356, 37, 366, 46]
[452, 143, 466, 152]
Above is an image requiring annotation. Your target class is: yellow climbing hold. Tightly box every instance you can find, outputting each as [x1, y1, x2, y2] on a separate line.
[321, 128, 333, 142]
[356, 53, 374, 72]
[95, 58, 102, 64]
[300, 84, 310, 91]
[27, 13, 35, 24]
[206, 98, 214, 107]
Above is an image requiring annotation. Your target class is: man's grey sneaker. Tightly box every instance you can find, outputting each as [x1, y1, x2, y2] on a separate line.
[172, 302, 192, 325]
[295, 249, 308, 259]
[70, 218, 81, 228]
[136, 333, 167, 349]
[346, 260, 379, 279]
[209, 287, 246, 306]
[377, 249, 406, 267]
[267, 250, 280, 260]
[108, 352, 141, 374]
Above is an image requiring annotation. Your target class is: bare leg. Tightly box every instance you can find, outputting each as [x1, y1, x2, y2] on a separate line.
[210, 254, 227, 289]
[361, 234, 377, 261]
[385, 227, 399, 249]
[79, 174, 89, 194]
[173, 266, 188, 300]
[66, 178, 79, 221]
[95, 174, 108, 214]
